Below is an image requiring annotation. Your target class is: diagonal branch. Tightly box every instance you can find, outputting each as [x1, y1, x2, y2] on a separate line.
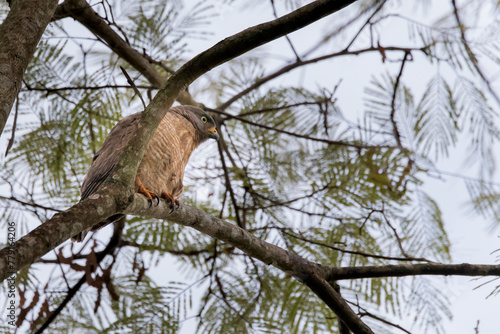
[390, 51, 409, 147]
[209, 107, 400, 150]
[217, 45, 425, 112]
[328, 262, 500, 280]
[0, 195, 63, 213]
[1, 1, 378, 332]
[450, 0, 500, 108]
[53, 0, 198, 106]
[0, 0, 361, 285]
[0, 187, 118, 282]
[124, 194, 373, 333]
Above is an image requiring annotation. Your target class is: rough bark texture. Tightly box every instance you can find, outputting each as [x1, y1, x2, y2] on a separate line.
[0, 0, 59, 135]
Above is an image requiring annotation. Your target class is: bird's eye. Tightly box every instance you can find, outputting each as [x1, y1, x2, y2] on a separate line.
[201, 116, 208, 123]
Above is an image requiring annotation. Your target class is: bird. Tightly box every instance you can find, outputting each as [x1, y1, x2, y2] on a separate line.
[72, 105, 219, 242]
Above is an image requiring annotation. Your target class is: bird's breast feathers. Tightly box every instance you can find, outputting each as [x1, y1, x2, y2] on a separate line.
[136, 112, 200, 197]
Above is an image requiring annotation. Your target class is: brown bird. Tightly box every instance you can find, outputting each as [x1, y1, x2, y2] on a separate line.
[72, 105, 219, 242]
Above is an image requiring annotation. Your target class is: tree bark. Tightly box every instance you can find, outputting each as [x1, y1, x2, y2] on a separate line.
[0, 0, 59, 136]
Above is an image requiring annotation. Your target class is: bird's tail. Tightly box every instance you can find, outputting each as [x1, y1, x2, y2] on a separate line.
[71, 214, 125, 242]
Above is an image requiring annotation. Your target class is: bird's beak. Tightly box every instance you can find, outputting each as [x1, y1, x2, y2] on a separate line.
[208, 127, 219, 141]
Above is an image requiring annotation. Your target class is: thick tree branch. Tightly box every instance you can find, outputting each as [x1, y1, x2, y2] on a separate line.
[110, 0, 361, 218]
[0, 0, 59, 136]
[328, 263, 500, 280]
[1, 0, 360, 284]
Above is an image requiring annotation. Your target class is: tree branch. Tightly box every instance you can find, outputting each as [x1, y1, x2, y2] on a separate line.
[123, 194, 374, 334]
[34, 220, 123, 333]
[1, 1, 378, 331]
[54, 0, 198, 106]
[209, 107, 399, 150]
[0, 0, 360, 284]
[0, 188, 118, 282]
[328, 262, 500, 280]
[390, 51, 409, 147]
[0, 0, 59, 135]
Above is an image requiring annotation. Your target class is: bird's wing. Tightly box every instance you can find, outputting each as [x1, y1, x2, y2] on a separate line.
[81, 113, 141, 200]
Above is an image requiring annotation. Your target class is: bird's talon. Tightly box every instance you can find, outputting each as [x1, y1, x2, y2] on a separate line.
[160, 192, 179, 212]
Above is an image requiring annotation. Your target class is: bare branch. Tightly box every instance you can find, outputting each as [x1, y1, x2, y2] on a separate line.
[390, 51, 409, 147]
[22, 84, 153, 93]
[124, 194, 374, 334]
[209, 107, 399, 150]
[217, 45, 426, 111]
[329, 262, 500, 280]
[54, 0, 198, 106]
[0, 195, 63, 213]
[450, 0, 500, 108]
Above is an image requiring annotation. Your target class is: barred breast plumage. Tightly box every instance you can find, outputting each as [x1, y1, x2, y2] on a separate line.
[72, 105, 219, 242]
[136, 111, 199, 198]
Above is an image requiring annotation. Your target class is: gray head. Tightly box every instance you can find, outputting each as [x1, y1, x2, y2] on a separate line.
[171, 105, 219, 142]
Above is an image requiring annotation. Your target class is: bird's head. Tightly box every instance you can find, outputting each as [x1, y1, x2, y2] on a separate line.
[173, 105, 220, 142]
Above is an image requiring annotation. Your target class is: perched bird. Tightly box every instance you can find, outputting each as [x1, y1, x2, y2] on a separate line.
[72, 105, 219, 242]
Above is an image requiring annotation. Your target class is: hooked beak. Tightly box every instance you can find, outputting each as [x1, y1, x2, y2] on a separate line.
[208, 127, 219, 141]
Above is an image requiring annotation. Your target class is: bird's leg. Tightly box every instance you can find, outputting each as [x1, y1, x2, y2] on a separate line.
[160, 192, 180, 212]
[135, 176, 159, 207]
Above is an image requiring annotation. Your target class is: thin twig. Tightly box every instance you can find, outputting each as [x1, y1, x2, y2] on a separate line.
[282, 230, 430, 263]
[22, 84, 153, 93]
[0, 195, 62, 212]
[451, 0, 500, 109]
[344, 0, 387, 51]
[120, 66, 147, 109]
[270, 0, 301, 61]
[217, 137, 243, 228]
[218, 46, 426, 111]
[348, 300, 411, 334]
[390, 51, 409, 147]
[4, 96, 19, 157]
[209, 107, 401, 151]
